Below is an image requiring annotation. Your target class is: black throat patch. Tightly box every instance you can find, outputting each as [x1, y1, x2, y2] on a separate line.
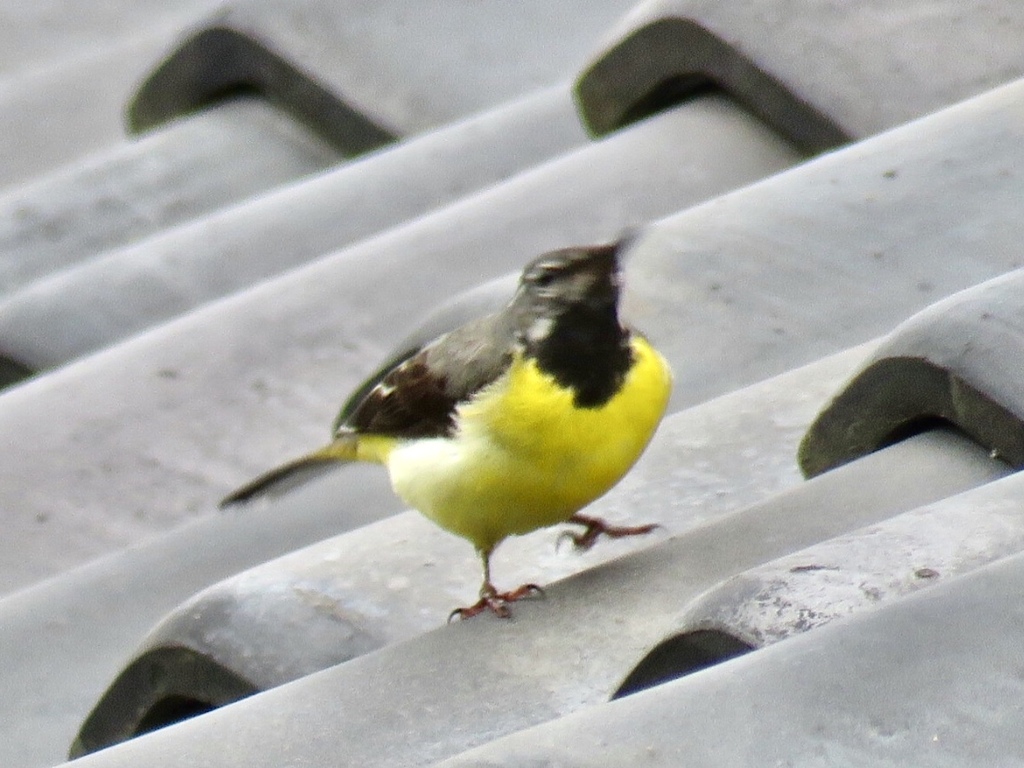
[530, 305, 633, 408]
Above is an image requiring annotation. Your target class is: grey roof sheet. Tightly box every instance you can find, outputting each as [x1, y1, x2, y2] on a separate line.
[0, 97, 338, 300]
[0, 84, 584, 371]
[131, 0, 641, 140]
[4, 1, 1024, 767]
[803, 268, 1024, 475]
[0, 1, 216, 75]
[0, 464, 399, 768]
[438, 543, 1024, 766]
[0, 2, 223, 188]
[578, 0, 1024, 140]
[60, 429, 1005, 768]
[0, 91, 799, 595]
[627, 76, 1024, 406]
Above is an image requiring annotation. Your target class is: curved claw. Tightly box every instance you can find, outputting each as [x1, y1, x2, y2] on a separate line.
[448, 583, 544, 621]
[561, 513, 663, 552]
[555, 529, 581, 553]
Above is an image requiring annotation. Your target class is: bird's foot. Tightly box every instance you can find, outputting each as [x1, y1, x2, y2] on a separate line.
[448, 582, 544, 621]
[559, 512, 661, 552]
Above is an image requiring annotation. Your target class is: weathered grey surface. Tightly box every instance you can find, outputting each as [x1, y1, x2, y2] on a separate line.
[0, 464, 398, 768]
[0, 1, 214, 75]
[802, 269, 1024, 476]
[131, 0, 640, 142]
[0, 85, 585, 370]
[622, 76, 1024, 411]
[0, 94, 800, 595]
[5, 5, 1024, 768]
[66, 345, 860, 756]
[5, 56, 1024, 596]
[8, 71, 1024, 592]
[0, 2, 221, 187]
[0, 32, 174, 190]
[0, 97, 338, 299]
[438, 544, 1024, 767]
[577, 0, 1024, 140]
[670, 452, 1019, 655]
[58, 429, 1002, 768]
[3, 342, 861, 768]
[576, 13, 847, 150]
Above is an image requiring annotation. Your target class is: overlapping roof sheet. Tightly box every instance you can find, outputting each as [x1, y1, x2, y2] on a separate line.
[4, 2, 1024, 767]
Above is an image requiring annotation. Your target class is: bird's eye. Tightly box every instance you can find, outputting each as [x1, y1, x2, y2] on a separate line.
[529, 265, 560, 287]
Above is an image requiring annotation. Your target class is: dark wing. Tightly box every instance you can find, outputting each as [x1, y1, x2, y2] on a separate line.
[332, 346, 420, 434]
[341, 349, 461, 438]
[335, 311, 515, 439]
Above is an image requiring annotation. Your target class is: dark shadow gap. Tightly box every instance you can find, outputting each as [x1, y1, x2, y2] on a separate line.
[613, 629, 754, 699]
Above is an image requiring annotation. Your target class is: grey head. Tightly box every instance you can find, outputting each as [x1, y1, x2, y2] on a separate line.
[509, 241, 624, 351]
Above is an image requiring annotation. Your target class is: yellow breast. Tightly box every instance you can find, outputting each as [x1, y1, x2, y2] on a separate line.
[385, 335, 672, 552]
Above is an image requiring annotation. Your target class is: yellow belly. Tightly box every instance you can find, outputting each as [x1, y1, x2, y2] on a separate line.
[384, 336, 672, 553]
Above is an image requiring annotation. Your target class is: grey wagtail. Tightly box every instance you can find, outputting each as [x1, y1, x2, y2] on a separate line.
[222, 237, 672, 619]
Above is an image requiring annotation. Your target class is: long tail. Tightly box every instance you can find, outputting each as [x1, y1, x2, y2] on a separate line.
[220, 436, 359, 507]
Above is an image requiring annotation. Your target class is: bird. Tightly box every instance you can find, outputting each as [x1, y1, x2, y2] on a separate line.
[222, 237, 673, 619]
